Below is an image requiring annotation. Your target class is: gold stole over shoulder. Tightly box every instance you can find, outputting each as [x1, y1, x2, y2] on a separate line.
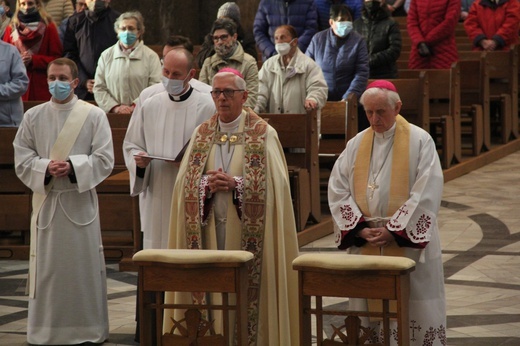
[183, 109, 268, 346]
[353, 115, 410, 316]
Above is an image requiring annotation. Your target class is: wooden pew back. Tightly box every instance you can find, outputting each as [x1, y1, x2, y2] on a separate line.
[260, 110, 320, 230]
[399, 64, 462, 166]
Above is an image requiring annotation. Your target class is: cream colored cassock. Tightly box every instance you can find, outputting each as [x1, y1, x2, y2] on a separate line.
[328, 120, 447, 345]
[166, 111, 300, 346]
[123, 88, 215, 249]
[13, 97, 114, 345]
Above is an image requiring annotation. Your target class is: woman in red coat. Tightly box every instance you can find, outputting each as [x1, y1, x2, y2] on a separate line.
[2, 0, 62, 100]
[406, 0, 460, 69]
[464, 0, 520, 51]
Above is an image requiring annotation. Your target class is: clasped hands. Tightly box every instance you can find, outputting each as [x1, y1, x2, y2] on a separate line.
[47, 160, 71, 178]
[418, 42, 432, 57]
[207, 168, 235, 193]
[358, 227, 394, 247]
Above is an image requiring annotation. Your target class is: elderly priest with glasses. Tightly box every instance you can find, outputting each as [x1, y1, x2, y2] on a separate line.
[164, 68, 300, 346]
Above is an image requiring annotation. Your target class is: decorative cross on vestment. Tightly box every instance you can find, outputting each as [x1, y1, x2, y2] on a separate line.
[368, 181, 379, 200]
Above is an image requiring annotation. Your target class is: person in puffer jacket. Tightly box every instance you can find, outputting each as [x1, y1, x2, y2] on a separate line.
[254, 0, 318, 61]
[407, 0, 460, 69]
[306, 4, 368, 101]
[353, 0, 401, 79]
[464, 0, 519, 51]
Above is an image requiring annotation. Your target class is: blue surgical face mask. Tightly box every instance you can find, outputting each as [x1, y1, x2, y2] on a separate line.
[48, 80, 72, 101]
[118, 31, 138, 46]
[162, 74, 188, 96]
[335, 21, 353, 38]
[0, 6, 6, 16]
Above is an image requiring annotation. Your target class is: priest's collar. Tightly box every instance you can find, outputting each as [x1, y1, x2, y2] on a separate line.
[374, 121, 396, 139]
[218, 112, 242, 132]
[168, 86, 193, 102]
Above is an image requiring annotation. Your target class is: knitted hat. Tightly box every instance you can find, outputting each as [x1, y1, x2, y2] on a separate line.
[366, 80, 398, 93]
[217, 2, 241, 24]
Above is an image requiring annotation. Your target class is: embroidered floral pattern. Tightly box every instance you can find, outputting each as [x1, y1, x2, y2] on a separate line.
[340, 203, 359, 229]
[411, 214, 431, 242]
[199, 175, 210, 226]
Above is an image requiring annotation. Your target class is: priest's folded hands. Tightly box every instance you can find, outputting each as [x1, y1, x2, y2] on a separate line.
[206, 168, 236, 193]
[47, 160, 72, 178]
[358, 227, 394, 247]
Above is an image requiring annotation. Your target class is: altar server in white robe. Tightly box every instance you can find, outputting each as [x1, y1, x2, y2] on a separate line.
[328, 80, 447, 345]
[132, 35, 212, 121]
[123, 48, 216, 250]
[13, 57, 114, 345]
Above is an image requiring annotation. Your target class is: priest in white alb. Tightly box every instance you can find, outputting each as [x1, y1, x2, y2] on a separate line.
[328, 80, 447, 345]
[123, 48, 215, 250]
[14, 58, 114, 345]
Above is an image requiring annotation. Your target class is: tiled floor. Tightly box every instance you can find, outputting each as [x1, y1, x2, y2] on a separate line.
[2, 151, 520, 345]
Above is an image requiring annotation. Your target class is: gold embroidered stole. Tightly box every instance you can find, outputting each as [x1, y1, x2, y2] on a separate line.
[353, 115, 411, 317]
[183, 109, 268, 346]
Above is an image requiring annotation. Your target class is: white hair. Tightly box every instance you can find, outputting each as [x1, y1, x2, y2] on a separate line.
[359, 87, 401, 108]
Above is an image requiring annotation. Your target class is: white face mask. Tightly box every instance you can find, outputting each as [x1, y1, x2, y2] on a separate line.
[275, 38, 295, 56]
[161, 74, 188, 96]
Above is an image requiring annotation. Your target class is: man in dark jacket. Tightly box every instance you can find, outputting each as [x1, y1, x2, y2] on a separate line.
[353, 0, 401, 79]
[254, 0, 318, 61]
[63, 0, 119, 100]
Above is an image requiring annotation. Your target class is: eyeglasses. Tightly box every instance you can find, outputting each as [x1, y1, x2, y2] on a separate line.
[211, 89, 244, 98]
[212, 34, 230, 42]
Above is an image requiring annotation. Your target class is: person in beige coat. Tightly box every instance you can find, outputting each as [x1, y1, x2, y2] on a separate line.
[93, 10, 161, 113]
[255, 25, 327, 130]
[42, 0, 73, 26]
[199, 17, 258, 108]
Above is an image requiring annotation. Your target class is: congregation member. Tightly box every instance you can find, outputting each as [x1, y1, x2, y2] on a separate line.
[58, 0, 86, 43]
[41, 0, 72, 26]
[196, 1, 257, 68]
[199, 17, 258, 108]
[2, 0, 62, 101]
[255, 24, 327, 129]
[353, 0, 402, 79]
[0, 0, 12, 38]
[165, 68, 300, 345]
[406, 0, 460, 69]
[328, 80, 446, 345]
[123, 48, 215, 250]
[254, 0, 318, 61]
[315, 0, 363, 29]
[464, 0, 519, 51]
[0, 39, 28, 126]
[63, 0, 119, 100]
[93, 10, 161, 114]
[306, 4, 369, 129]
[13, 57, 113, 345]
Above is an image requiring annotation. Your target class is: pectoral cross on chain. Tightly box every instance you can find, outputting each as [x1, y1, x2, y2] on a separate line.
[368, 181, 379, 200]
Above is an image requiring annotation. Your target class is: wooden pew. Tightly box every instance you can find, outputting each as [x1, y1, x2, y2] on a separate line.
[458, 56, 491, 154]
[459, 47, 518, 144]
[0, 127, 31, 260]
[399, 63, 462, 167]
[260, 110, 320, 232]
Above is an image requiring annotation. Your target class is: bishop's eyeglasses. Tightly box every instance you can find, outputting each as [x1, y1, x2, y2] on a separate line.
[210, 89, 245, 99]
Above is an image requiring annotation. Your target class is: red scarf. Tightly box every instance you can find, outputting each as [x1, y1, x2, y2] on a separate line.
[12, 21, 46, 54]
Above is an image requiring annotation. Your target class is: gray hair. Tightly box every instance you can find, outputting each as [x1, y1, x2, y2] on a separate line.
[114, 11, 145, 35]
[359, 87, 401, 109]
[213, 72, 246, 90]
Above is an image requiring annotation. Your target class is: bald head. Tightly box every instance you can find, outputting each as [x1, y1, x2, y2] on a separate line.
[163, 48, 194, 74]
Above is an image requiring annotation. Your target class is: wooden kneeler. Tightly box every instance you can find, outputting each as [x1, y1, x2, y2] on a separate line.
[293, 253, 416, 346]
[133, 249, 253, 346]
